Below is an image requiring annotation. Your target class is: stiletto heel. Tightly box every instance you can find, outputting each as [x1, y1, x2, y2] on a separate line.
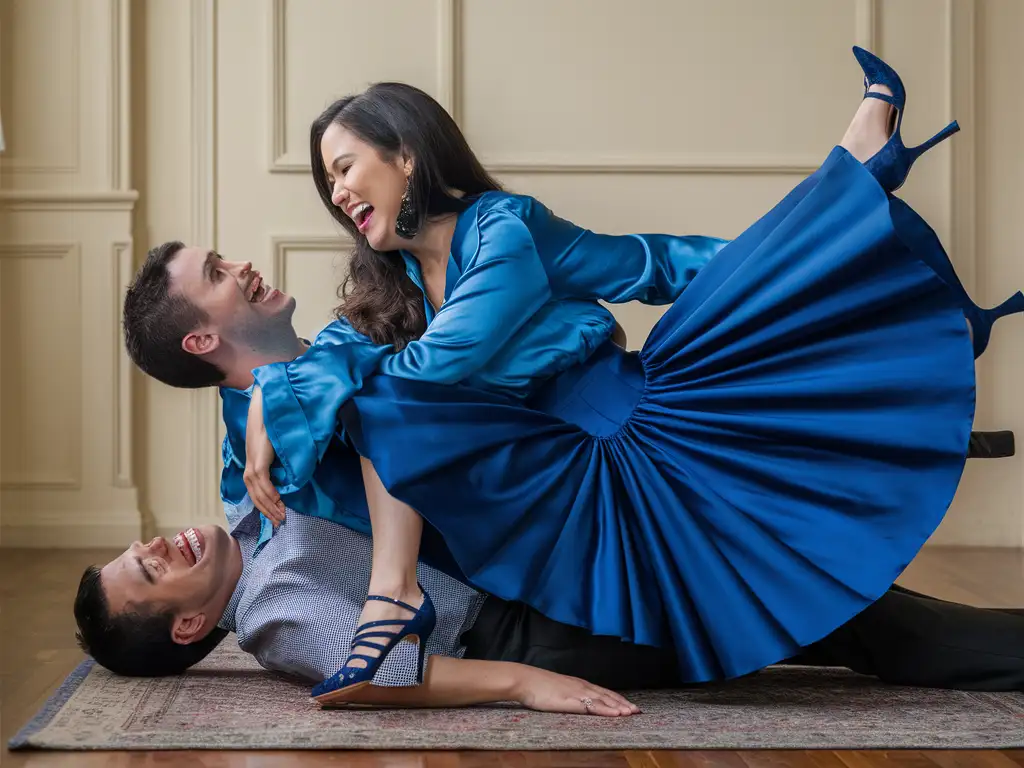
[888, 195, 1023, 358]
[852, 46, 960, 192]
[970, 291, 1024, 357]
[311, 587, 436, 705]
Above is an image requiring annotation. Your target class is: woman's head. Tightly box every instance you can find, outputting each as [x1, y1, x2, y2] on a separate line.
[309, 83, 501, 348]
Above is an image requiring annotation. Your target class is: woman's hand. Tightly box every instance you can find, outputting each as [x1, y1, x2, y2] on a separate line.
[513, 667, 640, 717]
[244, 386, 286, 525]
[611, 320, 628, 349]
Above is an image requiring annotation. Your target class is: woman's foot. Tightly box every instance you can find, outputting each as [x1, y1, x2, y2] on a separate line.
[344, 584, 426, 672]
[840, 84, 896, 164]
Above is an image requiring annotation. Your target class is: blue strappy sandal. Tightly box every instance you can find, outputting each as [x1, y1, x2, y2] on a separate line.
[312, 589, 436, 705]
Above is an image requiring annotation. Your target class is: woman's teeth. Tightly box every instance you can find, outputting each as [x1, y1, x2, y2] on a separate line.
[354, 203, 375, 232]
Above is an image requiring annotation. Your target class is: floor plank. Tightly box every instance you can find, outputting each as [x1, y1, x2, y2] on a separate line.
[3, 546, 1022, 767]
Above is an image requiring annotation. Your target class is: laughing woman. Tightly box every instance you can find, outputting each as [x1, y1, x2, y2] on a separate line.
[243, 47, 1022, 703]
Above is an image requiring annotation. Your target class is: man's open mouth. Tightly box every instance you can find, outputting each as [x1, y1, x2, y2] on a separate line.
[173, 528, 204, 567]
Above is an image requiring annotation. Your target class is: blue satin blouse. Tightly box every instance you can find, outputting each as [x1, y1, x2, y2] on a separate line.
[253, 191, 728, 492]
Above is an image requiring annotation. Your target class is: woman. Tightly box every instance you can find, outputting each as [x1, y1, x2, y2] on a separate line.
[245, 47, 1022, 702]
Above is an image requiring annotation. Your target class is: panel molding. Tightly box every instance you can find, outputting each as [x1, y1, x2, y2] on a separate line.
[268, 0, 457, 173]
[855, 0, 879, 52]
[480, 153, 825, 176]
[0, 190, 138, 212]
[0, 0, 82, 174]
[112, 240, 135, 489]
[271, 235, 349, 293]
[268, 0, 293, 171]
[463, 0, 865, 177]
[0, 243, 83, 490]
[437, 0, 460, 122]
[189, 0, 224, 527]
[110, 0, 131, 190]
[264, 0, 880, 177]
[946, 0, 977, 296]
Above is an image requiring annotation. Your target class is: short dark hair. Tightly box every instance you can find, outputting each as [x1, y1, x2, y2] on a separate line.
[123, 240, 225, 388]
[73, 565, 228, 676]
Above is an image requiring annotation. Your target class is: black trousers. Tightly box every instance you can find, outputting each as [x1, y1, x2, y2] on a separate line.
[461, 585, 1024, 691]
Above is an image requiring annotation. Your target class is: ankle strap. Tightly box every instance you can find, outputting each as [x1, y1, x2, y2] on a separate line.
[863, 91, 898, 108]
[365, 593, 421, 613]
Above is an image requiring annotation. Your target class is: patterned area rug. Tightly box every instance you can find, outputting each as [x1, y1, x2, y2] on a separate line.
[10, 642, 1024, 750]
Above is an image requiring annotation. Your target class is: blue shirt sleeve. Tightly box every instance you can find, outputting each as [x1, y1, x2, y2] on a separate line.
[378, 206, 553, 384]
[251, 322, 390, 493]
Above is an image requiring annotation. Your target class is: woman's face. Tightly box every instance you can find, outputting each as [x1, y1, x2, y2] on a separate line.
[320, 122, 412, 252]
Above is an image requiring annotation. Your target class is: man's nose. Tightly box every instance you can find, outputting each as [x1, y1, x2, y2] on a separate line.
[226, 260, 252, 276]
[141, 536, 168, 556]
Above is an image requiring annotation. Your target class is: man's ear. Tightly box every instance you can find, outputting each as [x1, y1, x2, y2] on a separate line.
[171, 613, 207, 645]
[182, 331, 220, 357]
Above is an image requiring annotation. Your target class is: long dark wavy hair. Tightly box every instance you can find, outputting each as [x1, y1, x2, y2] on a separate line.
[310, 83, 502, 349]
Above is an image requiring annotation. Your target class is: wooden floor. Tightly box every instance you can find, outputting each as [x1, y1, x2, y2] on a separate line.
[3, 547, 1024, 767]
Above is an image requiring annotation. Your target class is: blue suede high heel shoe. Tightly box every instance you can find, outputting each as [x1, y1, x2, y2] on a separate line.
[852, 46, 960, 193]
[311, 588, 436, 705]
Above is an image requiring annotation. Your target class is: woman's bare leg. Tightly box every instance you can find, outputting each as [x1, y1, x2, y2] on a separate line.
[341, 458, 426, 674]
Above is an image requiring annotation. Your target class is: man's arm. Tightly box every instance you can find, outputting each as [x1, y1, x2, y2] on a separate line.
[318, 655, 639, 716]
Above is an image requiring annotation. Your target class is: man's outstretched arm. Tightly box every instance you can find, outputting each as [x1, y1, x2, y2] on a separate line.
[318, 655, 639, 717]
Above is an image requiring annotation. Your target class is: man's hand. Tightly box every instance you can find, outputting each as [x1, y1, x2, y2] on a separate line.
[244, 386, 286, 525]
[512, 667, 639, 717]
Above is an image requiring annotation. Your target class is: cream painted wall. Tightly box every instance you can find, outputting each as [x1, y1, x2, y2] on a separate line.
[0, 0, 141, 546]
[1, 0, 1020, 547]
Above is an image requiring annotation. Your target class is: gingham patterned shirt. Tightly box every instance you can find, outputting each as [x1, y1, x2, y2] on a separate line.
[217, 498, 487, 686]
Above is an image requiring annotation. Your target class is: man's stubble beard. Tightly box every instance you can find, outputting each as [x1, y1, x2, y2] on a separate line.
[237, 306, 302, 361]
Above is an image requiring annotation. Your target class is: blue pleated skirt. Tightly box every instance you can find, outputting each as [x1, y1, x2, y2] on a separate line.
[340, 146, 977, 682]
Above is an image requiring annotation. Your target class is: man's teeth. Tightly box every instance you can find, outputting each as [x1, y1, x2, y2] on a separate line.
[184, 528, 203, 562]
[249, 279, 270, 303]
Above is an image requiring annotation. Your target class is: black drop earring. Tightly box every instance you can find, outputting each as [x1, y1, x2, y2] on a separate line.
[394, 180, 418, 239]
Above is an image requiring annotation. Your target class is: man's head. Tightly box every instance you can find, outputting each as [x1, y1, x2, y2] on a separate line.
[74, 525, 242, 676]
[123, 241, 299, 389]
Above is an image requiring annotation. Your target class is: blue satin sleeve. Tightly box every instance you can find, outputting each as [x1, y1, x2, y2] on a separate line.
[250, 321, 390, 493]
[553, 231, 730, 305]
[379, 208, 553, 384]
